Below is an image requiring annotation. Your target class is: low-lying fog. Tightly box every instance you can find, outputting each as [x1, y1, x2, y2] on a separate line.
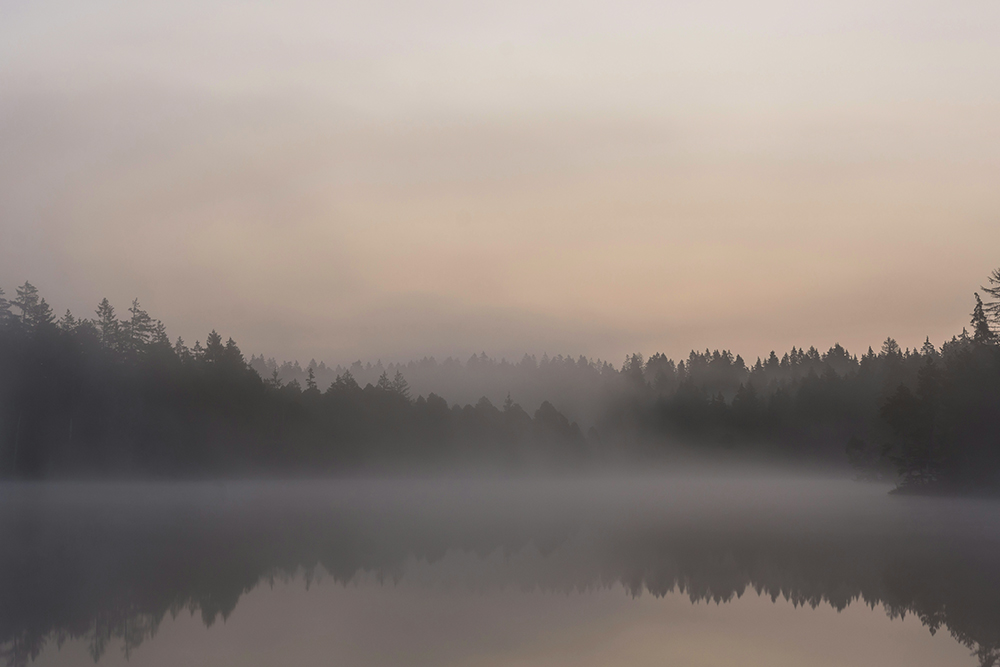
[3, 472, 1000, 666]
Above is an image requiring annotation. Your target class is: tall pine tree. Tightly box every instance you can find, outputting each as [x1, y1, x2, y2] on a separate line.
[971, 293, 995, 344]
[123, 299, 155, 355]
[94, 298, 119, 350]
[12, 282, 53, 328]
[982, 268, 1000, 327]
[204, 331, 224, 364]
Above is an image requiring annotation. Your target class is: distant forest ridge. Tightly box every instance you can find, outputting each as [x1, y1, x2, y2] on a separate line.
[1, 270, 999, 489]
[249, 341, 942, 426]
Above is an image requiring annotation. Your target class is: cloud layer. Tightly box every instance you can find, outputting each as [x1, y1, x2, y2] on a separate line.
[2, 0, 999, 364]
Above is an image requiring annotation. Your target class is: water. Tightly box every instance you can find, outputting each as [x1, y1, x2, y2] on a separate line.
[2, 474, 999, 666]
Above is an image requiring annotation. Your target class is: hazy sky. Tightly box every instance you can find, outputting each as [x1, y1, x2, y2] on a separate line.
[2, 0, 999, 365]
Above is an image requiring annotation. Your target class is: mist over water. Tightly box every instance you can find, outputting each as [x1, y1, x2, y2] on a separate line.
[3, 0, 1000, 664]
[4, 473, 999, 666]
[3, 273, 1000, 667]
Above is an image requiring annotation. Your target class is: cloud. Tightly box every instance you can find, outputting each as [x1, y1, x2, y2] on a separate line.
[1, 0, 999, 363]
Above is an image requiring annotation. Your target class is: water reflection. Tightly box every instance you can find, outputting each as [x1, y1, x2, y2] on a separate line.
[2, 476, 999, 666]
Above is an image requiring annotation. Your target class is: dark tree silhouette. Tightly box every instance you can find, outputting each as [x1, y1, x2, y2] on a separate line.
[982, 268, 1000, 326]
[11, 283, 53, 329]
[972, 293, 996, 344]
[1, 270, 999, 490]
[95, 298, 118, 350]
[0, 286, 591, 478]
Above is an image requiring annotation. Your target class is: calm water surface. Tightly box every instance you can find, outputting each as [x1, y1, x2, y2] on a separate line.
[2, 474, 999, 666]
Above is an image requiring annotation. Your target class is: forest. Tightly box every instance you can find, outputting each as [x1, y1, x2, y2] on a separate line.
[1, 271, 999, 490]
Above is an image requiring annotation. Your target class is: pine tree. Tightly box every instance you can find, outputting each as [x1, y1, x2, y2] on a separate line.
[12, 282, 52, 327]
[145, 320, 172, 358]
[204, 331, 224, 364]
[13, 282, 39, 325]
[94, 298, 119, 350]
[391, 370, 410, 399]
[971, 293, 995, 344]
[920, 336, 937, 358]
[981, 267, 1000, 325]
[333, 371, 359, 391]
[34, 298, 55, 327]
[621, 353, 646, 389]
[151, 321, 170, 347]
[376, 371, 392, 391]
[223, 337, 243, 366]
[306, 367, 318, 392]
[58, 310, 77, 331]
[881, 337, 901, 357]
[0, 288, 11, 324]
[174, 337, 191, 361]
[123, 298, 155, 354]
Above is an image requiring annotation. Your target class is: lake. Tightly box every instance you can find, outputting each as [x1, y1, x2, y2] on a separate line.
[3, 473, 999, 666]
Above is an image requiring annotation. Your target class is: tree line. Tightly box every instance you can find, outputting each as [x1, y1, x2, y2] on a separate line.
[1, 271, 999, 489]
[0, 283, 585, 477]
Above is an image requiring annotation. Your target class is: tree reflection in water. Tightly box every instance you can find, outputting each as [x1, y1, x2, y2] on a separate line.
[1, 477, 998, 666]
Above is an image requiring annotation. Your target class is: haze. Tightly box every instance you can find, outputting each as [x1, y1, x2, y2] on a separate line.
[3, 0, 999, 363]
[8, 475, 1000, 665]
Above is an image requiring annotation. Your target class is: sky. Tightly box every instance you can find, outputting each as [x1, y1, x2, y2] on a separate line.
[2, 0, 999, 366]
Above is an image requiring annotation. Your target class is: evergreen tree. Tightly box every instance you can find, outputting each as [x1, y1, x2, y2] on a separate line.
[174, 337, 190, 361]
[332, 371, 359, 392]
[58, 310, 77, 332]
[151, 321, 170, 347]
[123, 299, 155, 354]
[621, 353, 646, 390]
[981, 267, 1000, 325]
[391, 370, 410, 399]
[94, 299, 119, 350]
[223, 338, 244, 366]
[204, 331, 224, 364]
[306, 367, 318, 392]
[881, 337, 901, 357]
[146, 321, 173, 358]
[12, 282, 53, 328]
[13, 282, 39, 325]
[971, 293, 995, 344]
[376, 371, 392, 391]
[0, 287, 11, 324]
[35, 299, 55, 327]
[921, 336, 937, 358]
